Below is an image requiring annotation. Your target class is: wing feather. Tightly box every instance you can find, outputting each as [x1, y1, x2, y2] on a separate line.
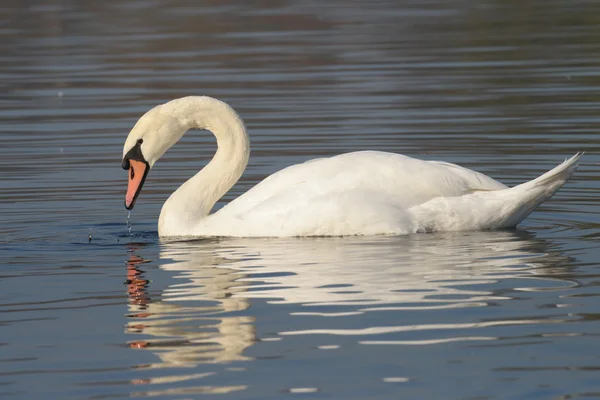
[220, 151, 507, 218]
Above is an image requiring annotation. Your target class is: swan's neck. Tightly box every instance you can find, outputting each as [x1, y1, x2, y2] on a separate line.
[158, 97, 249, 236]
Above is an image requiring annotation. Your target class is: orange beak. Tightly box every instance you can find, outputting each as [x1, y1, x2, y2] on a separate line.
[125, 159, 148, 210]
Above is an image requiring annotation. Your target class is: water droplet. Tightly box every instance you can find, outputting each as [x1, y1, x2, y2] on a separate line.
[127, 210, 132, 237]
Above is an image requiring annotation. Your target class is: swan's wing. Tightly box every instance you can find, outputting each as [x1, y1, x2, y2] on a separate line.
[220, 151, 507, 218]
[426, 159, 508, 192]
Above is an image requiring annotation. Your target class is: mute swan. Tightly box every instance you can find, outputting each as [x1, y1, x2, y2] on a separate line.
[122, 96, 582, 237]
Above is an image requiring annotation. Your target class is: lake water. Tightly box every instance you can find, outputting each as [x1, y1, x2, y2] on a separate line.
[2, 1, 600, 399]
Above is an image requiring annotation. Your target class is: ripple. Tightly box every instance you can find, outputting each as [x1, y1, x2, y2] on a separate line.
[382, 377, 411, 383]
[130, 384, 247, 397]
[2, 1, 600, 399]
[287, 387, 320, 393]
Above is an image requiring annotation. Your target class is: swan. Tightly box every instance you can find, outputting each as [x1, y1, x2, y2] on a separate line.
[121, 96, 582, 237]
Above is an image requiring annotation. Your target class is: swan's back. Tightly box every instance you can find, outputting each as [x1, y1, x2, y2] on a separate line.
[213, 151, 507, 235]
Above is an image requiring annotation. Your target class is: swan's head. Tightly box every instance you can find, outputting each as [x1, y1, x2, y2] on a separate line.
[122, 103, 187, 210]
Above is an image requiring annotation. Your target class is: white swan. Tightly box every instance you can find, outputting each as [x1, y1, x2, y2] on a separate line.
[121, 96, 582, 237]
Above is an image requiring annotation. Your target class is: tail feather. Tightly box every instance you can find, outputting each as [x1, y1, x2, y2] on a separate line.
[513, 152, 583, 192]
[497, 152, 583, 227]
[411, 153, 583, 232]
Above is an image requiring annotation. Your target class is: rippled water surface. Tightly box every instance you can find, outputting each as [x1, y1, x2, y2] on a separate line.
[2, 1, 600, 399]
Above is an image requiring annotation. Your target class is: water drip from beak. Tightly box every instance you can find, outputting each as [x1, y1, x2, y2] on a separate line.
[127, 210, 132, 237]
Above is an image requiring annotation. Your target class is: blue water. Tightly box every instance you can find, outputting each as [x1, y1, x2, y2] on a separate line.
[2, 1, 600, 399]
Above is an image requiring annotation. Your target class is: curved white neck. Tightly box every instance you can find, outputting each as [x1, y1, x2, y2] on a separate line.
[158, 97, 249, 236]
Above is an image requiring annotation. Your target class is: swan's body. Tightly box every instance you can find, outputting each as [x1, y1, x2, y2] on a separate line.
[121, 96, 582, 237]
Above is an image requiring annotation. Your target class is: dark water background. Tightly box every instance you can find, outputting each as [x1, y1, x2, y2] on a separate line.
[2, 1, 600, 399]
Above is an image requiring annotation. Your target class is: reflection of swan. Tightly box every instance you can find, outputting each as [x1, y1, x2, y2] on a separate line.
[125, 249, 255, 367]
[124, 231, 574, 369]
[160, 232, 573, 309]
[120, 96, 582, 237]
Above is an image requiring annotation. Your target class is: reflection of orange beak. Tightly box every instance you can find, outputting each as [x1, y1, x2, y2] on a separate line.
[125, 160, 148, 210]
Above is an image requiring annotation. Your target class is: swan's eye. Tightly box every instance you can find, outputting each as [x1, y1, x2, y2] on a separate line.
[130, 166, 135, 179]
[137, 138, 143, 145]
